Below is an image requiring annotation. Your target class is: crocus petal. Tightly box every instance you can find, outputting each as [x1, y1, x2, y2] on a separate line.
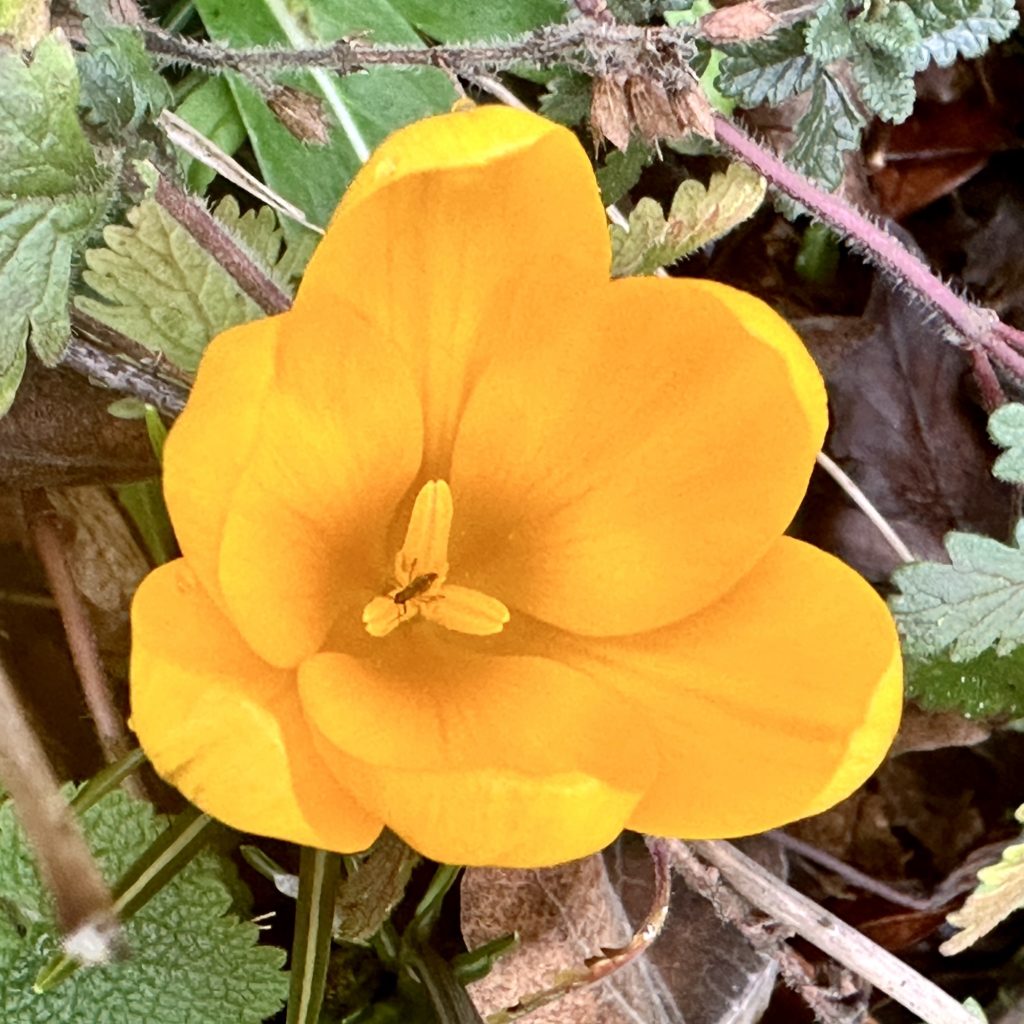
[131, 559, 382, 851]
[298, 640, 656, 789]
[294, 105, 610, 474]
[450, 277, 827, 635]
[215, 302, 424, 667]
[565, 537, 901, 838]
[311, 734, 641, 868]
[162, 316, 280, 606]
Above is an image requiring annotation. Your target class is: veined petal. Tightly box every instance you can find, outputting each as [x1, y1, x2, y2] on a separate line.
[162, 316, 280, 606]
[567, 537, 901, 838]
[294, 105, 610, 474]
[450, 278, 827, 635]
[311, 734, 641, 868]
[130, 559, 382, 851]
[298, 637, 655, 793]
[216, 302, 423, 667]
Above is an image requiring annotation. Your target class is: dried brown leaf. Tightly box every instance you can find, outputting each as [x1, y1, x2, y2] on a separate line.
[591, 74, 632, 151]
[700, 1, 778, 44]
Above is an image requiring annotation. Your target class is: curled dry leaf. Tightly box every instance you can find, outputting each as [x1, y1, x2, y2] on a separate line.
[699, 1, 778, 45]
[461, 834, 784, 1024]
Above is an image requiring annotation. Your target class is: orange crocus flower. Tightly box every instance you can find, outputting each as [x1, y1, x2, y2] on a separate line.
[130, 106, 902, 868]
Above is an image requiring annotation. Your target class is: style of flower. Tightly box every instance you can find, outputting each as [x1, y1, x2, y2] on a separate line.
[130, 105, 902, 868]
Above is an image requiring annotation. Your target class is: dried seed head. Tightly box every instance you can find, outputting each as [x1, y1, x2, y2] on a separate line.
[590, 74, 633, 151]
[266, 86, 331, 146]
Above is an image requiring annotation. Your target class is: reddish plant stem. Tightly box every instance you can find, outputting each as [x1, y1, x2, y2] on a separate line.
[969, 348, 1006, 412]
[153, 175, 292, 315]
[712, 116, 1020, 376]
[22, 490, 140, 790]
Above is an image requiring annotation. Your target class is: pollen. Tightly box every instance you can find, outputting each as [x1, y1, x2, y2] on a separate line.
[362, 480, 510, 638]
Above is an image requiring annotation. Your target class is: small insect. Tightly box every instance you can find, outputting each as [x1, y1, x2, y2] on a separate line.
[393, 572, 439, 613]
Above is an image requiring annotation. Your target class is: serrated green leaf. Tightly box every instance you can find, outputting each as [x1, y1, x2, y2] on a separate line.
[596, 140, 653, 206]
[715, 26, 819, 107]
[0, 790, 287, 1023]
[851, 45, 917, 122]
[611, 163, 766, 276]
[908, 0, 1018, 69]
[989, 403, 1024, 483]
[788, 72, 864, 190]
[192, 0, 456, 236]
[893, 520, 1024, 661]
[0, 34, 115, 414]
[538, 73, 592, 126]
[941, 806, 1024, 954]
[905, 645, 1024, 717]
[75, 197, 268, 371]
[854, 0, 923, 59]
[77, 17, 171, 133]
[389, 0, 564, 40]
[805, 0, 856, 62]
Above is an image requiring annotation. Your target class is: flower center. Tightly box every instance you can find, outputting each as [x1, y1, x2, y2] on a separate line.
[362, 480, 510, 638]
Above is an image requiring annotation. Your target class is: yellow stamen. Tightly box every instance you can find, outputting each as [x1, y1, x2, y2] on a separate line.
[362, 480, 510, 638]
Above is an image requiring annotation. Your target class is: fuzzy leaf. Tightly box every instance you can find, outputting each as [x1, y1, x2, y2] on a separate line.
[908, 0, 1018, 69]
[596, 141, 653, 206]
[942, 806, 1024, 955]
[854, 0, 923, 58]
[0, 789, 287, 1023]
[538, 73, 593, 126]
[905, 645, 1024, 718]
[851, 46, 917, 122]
[787, 72, 865, 190]
[75, 197, 266, 372]
[892, 520, 1024, 661]
[715, 26, 818, 107]
[77, 16, 171, 133]
[805, 0, 855, 62]
[990, 403, 1024, 484]
[611, 163, 766, 277]
[0, 33, 115, 414]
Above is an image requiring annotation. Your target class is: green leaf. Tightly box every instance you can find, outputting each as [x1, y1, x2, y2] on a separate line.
[805, 0, 855, 62]
[0, 790, 287, 1023]
[715, 26, 818, 107]
[286, 848, 341, 1024]
[77, 16, 171, 133]
[538, 73, 592, 126]
[908, 0, 1018, 69]
[989, 402, 1024, 483]
[941, 804, 1024, 955]
[905, 645, 1024, 717]
[0, 33, 115, 414]
[611, 162, 766, 276]
[892, 520, 1024, 661]
[596, 140, 653, 206]
[851, 45, 917, 122]
[173, 76, 248, 194]
[192, 0, 456, 235]
[787, 72, 864, 190]
[854, 0, 923, 59]
[388, 0, 565, 40]
[75, 197, 268, 372]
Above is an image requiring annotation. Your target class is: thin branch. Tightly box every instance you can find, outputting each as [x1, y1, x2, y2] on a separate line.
[815, 451, 916, 564]
[679, 839, 981, 1024]
[0, 655, 122, 963]
[21, 490, 139, 782]
[60, 334, 188, 417]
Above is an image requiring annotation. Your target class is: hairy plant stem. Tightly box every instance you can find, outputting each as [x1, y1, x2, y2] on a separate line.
[153, 176, 292, 315]
[712, 116, 1024, 375]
